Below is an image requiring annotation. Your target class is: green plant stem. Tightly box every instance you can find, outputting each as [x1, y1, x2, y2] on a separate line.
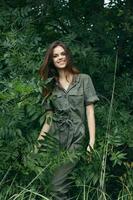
[99, 50, 118, 197]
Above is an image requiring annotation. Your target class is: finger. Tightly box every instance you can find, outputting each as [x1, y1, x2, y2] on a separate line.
[87, 146, 91, 153]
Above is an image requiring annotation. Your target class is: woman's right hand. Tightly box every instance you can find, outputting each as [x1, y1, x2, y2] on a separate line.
[36, 132, 47, 150]
[38, 133, 46, 141]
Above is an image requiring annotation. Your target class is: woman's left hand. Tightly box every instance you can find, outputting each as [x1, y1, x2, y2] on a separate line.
[86, 144, 94, 162]
[87, 143, 94, 153]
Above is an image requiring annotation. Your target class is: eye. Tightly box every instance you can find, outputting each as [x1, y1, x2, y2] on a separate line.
[61, 52, 66, 56]
[53, 54, 58, 58]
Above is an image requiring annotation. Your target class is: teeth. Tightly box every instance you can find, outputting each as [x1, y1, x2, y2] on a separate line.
[59, 61, 64, 64]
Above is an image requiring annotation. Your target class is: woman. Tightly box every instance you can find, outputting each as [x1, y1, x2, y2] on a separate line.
[38, 41, 99, 199]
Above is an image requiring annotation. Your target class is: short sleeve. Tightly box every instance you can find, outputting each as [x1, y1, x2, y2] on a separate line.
[43, 96, 53, 112]
[83, 74, 99, 106]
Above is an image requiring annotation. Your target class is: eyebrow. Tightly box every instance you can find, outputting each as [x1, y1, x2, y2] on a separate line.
[53, 51, 66, 56]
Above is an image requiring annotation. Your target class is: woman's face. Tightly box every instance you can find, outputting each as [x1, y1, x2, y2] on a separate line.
[52, 46, 67, 70]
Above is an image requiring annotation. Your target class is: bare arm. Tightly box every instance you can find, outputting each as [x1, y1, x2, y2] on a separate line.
[86, 104, 96, 152]
[38, 111, 53, 140]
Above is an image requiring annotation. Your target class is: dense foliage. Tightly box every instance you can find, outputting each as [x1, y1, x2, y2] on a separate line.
[0, 0, 133, 199]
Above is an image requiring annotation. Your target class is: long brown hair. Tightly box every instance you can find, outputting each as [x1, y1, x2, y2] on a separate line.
[39, 41, 80, 96]
[39, 41, 79, 79]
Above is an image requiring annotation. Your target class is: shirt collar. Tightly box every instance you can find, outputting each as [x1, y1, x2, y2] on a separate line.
[55, 73, 80, 86]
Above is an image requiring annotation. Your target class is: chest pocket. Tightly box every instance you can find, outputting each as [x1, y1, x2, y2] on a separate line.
[68, 90, 84, 108]
[51, 93, 68, 111]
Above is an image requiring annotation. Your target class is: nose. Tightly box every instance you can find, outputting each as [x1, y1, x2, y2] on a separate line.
[58, 55, 64, 61]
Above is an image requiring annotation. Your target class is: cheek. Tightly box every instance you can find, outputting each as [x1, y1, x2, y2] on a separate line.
[64, 55, 67, 60]
[52, 59, 59, 69]
[52, 58, 57, 65]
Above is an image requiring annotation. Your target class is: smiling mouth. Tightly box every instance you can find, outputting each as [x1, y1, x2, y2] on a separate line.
[58, 61, 65, 64]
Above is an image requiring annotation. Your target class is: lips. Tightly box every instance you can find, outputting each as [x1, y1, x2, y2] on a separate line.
[58, 61, 65, 64]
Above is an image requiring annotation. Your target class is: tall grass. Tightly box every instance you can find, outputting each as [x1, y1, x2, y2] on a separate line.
[99, 50, 119, 199]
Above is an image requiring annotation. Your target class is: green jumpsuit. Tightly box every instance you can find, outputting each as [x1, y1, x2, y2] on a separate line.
[43, 73, 99, 200]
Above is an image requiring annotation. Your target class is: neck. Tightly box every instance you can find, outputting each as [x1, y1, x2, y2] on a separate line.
[58, 69, 71, 80]
[58, 69, 65, 79]
[56, 70, 74, 84]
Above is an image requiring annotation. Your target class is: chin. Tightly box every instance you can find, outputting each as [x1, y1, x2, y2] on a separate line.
[57, 64, 67, 69]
